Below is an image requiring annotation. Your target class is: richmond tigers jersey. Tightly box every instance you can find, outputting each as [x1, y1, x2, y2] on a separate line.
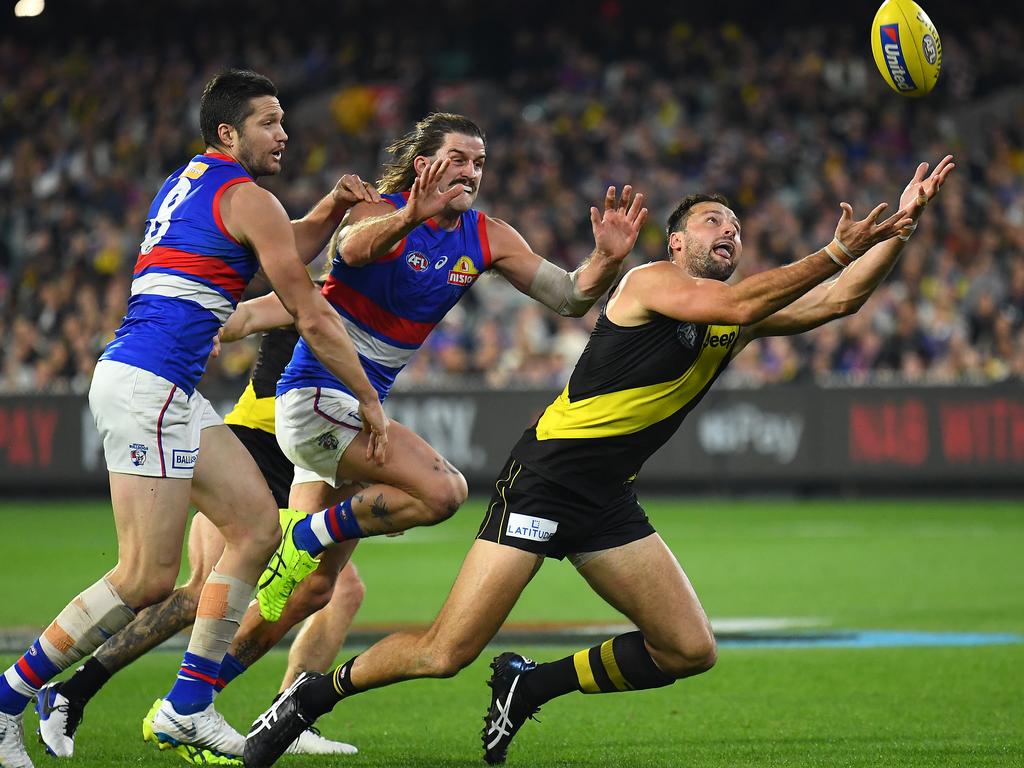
[511, 310, 739, 504]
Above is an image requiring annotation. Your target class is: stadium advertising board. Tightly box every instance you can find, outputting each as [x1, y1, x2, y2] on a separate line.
[0, 386, 1021, 492]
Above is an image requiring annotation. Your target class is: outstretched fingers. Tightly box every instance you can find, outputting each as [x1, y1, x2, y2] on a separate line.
[876, 206, 913, 235]
[626, 191, 645, 221]
[861, 201, 890, 225]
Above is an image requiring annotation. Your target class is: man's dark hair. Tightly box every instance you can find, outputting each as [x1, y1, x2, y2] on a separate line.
[665, 193, 731, 239]
[200, 69, 277, 148]
[377, 113, 486, 194]
[663, 193, 732, 259]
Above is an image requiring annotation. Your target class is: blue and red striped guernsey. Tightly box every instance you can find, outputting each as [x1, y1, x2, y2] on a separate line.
[278, 192, 492, 401]
[100, 153, 258, 394]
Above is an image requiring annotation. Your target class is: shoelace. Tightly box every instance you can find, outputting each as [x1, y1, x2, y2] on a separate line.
[53, 698, 85, 737]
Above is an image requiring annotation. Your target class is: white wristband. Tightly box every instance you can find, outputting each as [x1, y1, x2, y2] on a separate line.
[833, 236, 855, 261]
[897, 222, 919, 242]
[824, 240, 851, 269]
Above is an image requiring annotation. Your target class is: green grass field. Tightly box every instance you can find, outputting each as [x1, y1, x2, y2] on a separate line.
[2, 497, 1022, 766]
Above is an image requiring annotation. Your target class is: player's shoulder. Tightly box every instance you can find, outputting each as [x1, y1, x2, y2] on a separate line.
[621, 260, 683, 289]
[345, 197, 403, 227]
[483, 215, 529, 248]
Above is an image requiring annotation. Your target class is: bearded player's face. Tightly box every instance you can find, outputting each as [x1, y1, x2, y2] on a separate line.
[429, 132, 487, 213]
[675, 202, 742, 281]
[235, 96, 288, 178]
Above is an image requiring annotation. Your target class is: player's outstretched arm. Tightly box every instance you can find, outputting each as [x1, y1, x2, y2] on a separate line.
[611, 200, 912, 329]
[488, 185, 648, 317]
[220, 182, 389, 464]
[290, 174, 380, 263]
[740, 155, 955, 343]
[220, 292, 294, 342]
[336, 157, 463, 266]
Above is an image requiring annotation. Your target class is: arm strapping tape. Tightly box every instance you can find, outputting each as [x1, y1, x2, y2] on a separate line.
[528, 259, 594, 317]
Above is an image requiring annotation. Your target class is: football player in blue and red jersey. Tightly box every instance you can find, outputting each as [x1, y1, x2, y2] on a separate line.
[0, 69, 389, 767]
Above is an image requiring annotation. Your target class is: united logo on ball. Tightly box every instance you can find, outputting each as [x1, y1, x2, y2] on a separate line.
[870, 0, 942, 97]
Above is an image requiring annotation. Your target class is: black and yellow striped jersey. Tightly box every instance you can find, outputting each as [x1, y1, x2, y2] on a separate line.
[510, 310, 739, 503]
[223, 327, 300, 435]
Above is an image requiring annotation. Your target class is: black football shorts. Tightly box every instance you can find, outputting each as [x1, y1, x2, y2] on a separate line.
[476, 456, 655, 559]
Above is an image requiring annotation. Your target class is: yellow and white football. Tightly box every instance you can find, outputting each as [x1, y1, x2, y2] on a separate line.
[870, 0, 942, 97]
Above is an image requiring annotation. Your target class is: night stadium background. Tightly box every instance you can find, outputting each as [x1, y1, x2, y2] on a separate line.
[1, 1, 1021, 766]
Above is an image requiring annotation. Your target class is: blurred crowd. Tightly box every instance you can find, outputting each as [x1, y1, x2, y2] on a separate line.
[2, 1, 1022, 395]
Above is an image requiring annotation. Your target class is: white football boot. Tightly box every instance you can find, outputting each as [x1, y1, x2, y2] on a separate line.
[149, 700, 245, 758]
[285, 727, 358, 755]
[36, 683, 81, 757]
[0, 711, 33, 768]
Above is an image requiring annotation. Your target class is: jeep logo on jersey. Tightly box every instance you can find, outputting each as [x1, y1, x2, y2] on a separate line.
[704, 330, 737, 349]
[406, 251, 429, 272]
[676, 322, 699, 349]
[448, 255, 479, 286]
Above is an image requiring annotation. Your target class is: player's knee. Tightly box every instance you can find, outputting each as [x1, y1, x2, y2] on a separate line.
[130, 572, 179, 609]
[427, 641, 479, 678]
[664, 631, 717, 678]
[247, 513, 283, 561]
[336, 567, 366, 610]
[293, 572, 336, 617]
[419, 472, 468, 525]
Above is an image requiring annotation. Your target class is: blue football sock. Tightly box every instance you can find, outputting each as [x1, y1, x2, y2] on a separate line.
[165, 652, 221, 715]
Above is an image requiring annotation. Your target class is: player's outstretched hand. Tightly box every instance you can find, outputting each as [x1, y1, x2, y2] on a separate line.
[332, 173, 381, 207]
[359, 399, 390, 465]
[406, 157, 464, 224]
[591, 185, 649, 262]
[833, 201, 913, 259]
[899, 154, 955, 220]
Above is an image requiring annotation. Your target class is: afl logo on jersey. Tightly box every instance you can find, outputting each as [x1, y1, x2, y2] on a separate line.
[676, 322, 699, 350]
[406, 252, 429, 272]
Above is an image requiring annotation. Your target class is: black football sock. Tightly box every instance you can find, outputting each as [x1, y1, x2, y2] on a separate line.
[58, 657, 112, 705]
[297, 657, 361, 719]
[521, 631, 675, 705]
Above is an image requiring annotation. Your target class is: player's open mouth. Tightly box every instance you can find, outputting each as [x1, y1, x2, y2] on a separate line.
[713, 242, 734, 259]
[271, 150, 283, 160]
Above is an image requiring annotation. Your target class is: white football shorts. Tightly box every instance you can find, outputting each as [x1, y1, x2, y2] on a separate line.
[276, 387, 363, 488]
[89, 360, 222, 478]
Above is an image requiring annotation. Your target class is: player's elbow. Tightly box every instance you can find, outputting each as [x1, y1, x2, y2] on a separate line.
[832, 296, 867, 319]
[337, 241, 372, 268]
[732, 301, 765, 327]
[294, 306, 333, 346]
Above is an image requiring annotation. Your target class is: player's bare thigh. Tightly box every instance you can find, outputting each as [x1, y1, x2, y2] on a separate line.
[338, 420, 467, 507]
[106, 472, 192, 606]
[189, 424, 280, 549]
[576, 534, 716, 676]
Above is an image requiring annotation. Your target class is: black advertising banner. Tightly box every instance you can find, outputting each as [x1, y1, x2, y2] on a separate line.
[1, 385, 1021, 492]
